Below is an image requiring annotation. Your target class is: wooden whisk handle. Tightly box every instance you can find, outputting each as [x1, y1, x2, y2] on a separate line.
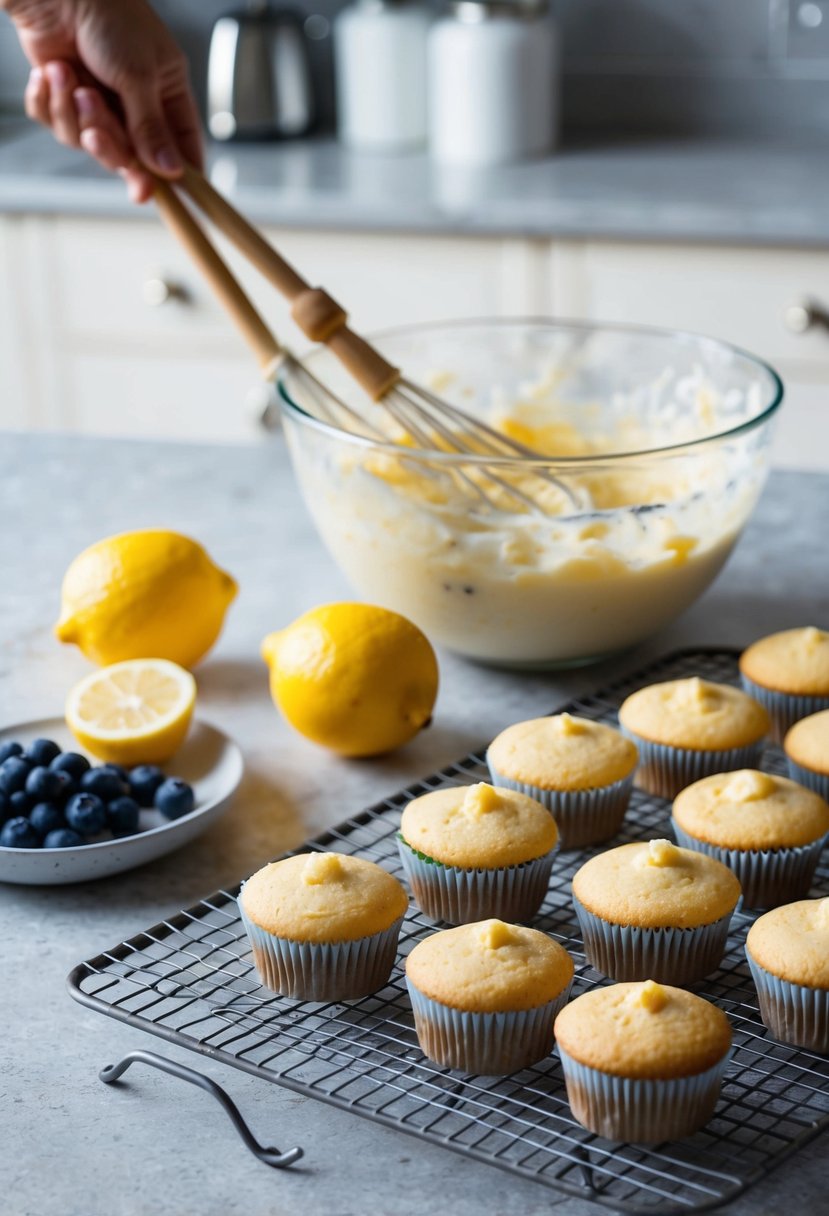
[180, 164, 401, 401]
[153, 179, 283, 378]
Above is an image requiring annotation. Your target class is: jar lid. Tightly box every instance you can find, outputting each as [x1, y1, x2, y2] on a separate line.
[450, 0, 548, 20]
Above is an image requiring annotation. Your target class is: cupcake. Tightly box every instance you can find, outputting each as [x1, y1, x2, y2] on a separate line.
[746, 898, 829, 1053]
[573, 839, 741, 984]
[486, 713, 638, 848]
[618, 677, 770, 800]
[239, 851, 408, 1001]
[554, 980, 732, 1142]
[405, 919, 574, 1075]
[740, 627, 829, 744]
[398, 782, 558, 925]
[784, 709, 829, 801]
[672, 770, 829, 909]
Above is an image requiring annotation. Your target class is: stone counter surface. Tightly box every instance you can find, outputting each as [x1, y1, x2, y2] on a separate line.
[2, 120, 829, 246]
[2, 431, 828, 1216]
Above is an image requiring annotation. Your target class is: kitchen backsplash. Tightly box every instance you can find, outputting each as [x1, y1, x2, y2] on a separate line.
[2, 0, 829, 137]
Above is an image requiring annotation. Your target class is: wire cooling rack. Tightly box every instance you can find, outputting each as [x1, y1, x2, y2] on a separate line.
[68, 648, 829, 1214]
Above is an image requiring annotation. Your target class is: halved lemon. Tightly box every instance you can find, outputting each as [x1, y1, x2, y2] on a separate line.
[65, 658, 197, 765]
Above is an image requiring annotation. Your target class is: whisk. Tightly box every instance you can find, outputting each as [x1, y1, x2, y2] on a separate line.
[155, 168, 579, 514]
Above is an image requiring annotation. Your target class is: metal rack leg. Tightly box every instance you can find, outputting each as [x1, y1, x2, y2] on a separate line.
[99, 1049, 304, 1169]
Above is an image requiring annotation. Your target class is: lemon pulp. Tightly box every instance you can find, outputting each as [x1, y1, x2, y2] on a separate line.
[65, 658, 197, 765]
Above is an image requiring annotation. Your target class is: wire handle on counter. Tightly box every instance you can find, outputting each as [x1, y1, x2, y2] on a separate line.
[99, 1049, 304, 1169]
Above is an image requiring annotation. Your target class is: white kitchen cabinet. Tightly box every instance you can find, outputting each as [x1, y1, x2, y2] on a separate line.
[6, 212, 829, 468]
[26, 216, 543, 441]
[549, 240, 829, 471]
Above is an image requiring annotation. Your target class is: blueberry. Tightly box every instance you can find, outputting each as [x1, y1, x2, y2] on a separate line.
[128, 765, 165, 807]
[0, 757, 31, 795]
[25, 765, 63, 802]
[0, 793, 9, 825]
[0, 817, 40, 848]
[106, 796, 140, 838]
[9, 790, 31, 816]
[65, 792, 107, 836]
[24, 738, 61, 766]
[101, 763, 129, 782]
[80, 768, 128, 801]
[50, 751, 90, 780]
[51, 770, 77, 803]
[0, 741, 23, 764]
[154, 778, 195, 820]
[43, 828, 85, 849]
[28, 802, 67, 838]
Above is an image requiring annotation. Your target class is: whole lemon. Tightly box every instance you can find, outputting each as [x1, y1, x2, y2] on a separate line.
[55, 529, 237, 669]
[262, 603, 439, 757]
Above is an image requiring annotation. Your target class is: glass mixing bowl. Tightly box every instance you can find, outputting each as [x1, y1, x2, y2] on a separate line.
[278, 319, 783, 668]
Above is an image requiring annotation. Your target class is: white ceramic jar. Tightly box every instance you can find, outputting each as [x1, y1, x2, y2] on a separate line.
[334, 0, 431, 151]
[428, 0, 558, 165]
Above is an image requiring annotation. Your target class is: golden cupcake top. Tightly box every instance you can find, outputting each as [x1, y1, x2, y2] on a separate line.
[740, 627, 829, 696]
[487, 713, 638, 791]
[785, 709, 829, 777]
[747, 898, 829, 990]
[672, 770, 829, 850]
[573, 839, 741, 929]
[618, 677, 769, 750]
[553, 980, 732, 1080]
[400, 782, 558, 869]
[405, 919, 574, 1013]
[241, 852, 408, 944]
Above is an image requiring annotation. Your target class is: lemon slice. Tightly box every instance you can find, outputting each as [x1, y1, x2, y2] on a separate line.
[65, 658, 197, 766]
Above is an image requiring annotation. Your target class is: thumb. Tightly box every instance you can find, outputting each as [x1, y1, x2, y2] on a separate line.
[120, 80, 182, 176]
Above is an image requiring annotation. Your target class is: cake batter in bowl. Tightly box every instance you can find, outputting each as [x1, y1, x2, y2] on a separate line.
[278, 319, 783, 668]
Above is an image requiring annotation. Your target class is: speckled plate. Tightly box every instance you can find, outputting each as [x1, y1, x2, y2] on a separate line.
[0, 716, 243, 885]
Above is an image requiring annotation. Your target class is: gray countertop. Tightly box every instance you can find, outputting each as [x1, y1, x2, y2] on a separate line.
[2, 118, 829, 245]
[3, 429, 828, 1216]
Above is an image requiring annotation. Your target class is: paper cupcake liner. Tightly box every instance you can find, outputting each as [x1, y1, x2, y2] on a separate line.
[406, 977, 572, 1075]
[573, 896, 734, 985]
[746, 953, 829, 1054]
[397, 838, 556, 925]
[740, 676, 829, 746]
[239, 900, 404, 1001]
[619, 730, 766, 800]
[785, 757, 829, 803]
[484, 760, 634, 849]
[557, 1046, 729, 1143]
[671, 820, 827, 909]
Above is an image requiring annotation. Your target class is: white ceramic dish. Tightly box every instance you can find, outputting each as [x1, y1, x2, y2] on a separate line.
[0, 716, 243, 885]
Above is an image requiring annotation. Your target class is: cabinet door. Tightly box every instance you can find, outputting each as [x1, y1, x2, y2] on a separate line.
[550, 240, 829, 471]
[43, 217, 545, 439]
[0, 216, 31, 429]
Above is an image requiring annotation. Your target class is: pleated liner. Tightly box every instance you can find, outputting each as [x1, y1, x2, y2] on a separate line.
[671, 820, 827, 909]
[557, 1046, 729, 1143]
[573, 895, 734, 984]
[397, 836, 556, 925]
[239, 900, 405, 1002]
[786, 757, 829, 803]
[740, 675, 829, 746]
[747, 953, 829, 1054]
[618, 730, 766, 800]
[485, 759, 634, 849]
[407, 978, 572, 1076]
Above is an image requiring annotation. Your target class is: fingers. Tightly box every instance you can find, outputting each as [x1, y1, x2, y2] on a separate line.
[74, 87, 155, 204]
[24, 67, 48, 126]
[120, 78, 183, 178]
[162, 84, 204, 171]
[45, 61, 81, 146]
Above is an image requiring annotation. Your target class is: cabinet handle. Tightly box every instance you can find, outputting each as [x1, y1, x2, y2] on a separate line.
[143, 276, 191, 307]
[784, 299, 829, 335]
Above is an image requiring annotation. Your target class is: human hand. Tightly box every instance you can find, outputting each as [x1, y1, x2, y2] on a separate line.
[4, 0, 203, 202]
